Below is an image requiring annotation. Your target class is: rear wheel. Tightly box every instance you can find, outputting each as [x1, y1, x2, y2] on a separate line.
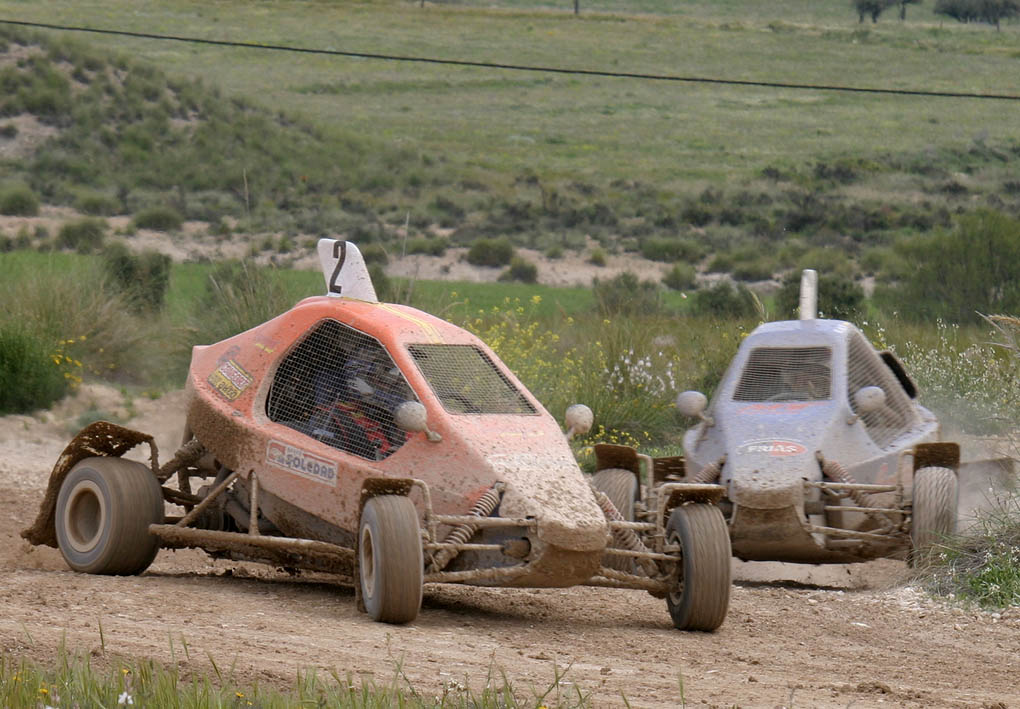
[55, 456, 164, 575]
[910, 466, 958, 566]
[665, 504, 731, 631]
[591, 468, 639, 572]
[359, 495, 423, 623]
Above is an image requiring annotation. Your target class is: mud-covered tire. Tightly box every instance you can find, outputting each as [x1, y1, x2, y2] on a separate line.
[358, 495, 423, 624]
[592, 468, 639, 572]
[910, 466, 958, 565]
[665, 504, 731, 632]
[55, 456, 164, 575]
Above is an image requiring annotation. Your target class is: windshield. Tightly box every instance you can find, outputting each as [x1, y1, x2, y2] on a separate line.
[408, 344, 537, 415]
[733, 347, 832, 402]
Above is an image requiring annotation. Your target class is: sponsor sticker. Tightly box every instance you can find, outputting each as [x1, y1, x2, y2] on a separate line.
[207, 359, 253, 401]
[266, 440, 337, 486]
[739, 439, 808, 457]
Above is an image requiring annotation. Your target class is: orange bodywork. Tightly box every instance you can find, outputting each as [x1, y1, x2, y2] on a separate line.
[184, 295, 607, 586]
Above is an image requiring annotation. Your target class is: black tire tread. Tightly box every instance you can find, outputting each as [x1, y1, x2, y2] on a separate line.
[666, 504, 731, 632]
[56, 456, 163, 575]
[359, 495, 423, 624]
[910, 465, 958, 564]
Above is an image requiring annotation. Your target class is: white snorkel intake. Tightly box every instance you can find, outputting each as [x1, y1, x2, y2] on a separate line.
[799, 268, 818, 321]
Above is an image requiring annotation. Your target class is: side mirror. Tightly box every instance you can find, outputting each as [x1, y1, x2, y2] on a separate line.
[854, 386, 886, 414]
[564, 404, 594, 441]
[394, 401, 441, 442]
[676, 391, 708, 418]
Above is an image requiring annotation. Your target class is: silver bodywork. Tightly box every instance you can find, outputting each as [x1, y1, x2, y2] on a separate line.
[683, 318, 942, 563]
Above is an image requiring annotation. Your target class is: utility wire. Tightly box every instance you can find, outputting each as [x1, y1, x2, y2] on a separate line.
[2, 18, 1020, 101]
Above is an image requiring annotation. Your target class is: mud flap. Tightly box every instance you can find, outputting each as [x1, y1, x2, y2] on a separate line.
[913, 442, 960, 472]
[21, 421, 157, 548]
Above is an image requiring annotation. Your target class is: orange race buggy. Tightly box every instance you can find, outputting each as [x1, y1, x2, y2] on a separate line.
[23, 240, 732, 630]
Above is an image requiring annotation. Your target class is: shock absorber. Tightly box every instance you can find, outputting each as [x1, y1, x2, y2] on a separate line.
[592, 489, 659, 577]
[689, 455, 726, 484]
[428, 482, 504, 573]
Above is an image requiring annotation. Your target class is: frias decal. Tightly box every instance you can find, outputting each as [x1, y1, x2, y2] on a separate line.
[739, 439, 808, 457]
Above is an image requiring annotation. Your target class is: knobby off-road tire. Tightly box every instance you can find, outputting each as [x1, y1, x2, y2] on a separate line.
[665, 503, 731, 632]
[359, 495, 423, 624]
[55, 456, 164, 575]
[910, 466, 958, 566]
[591, 468, 639, 572]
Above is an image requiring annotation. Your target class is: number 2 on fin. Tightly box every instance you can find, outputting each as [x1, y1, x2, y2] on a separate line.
[328, 241, 347, 295]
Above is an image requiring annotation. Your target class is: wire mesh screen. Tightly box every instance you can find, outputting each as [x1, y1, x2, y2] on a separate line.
[732, 347, 832, 401]
[847, 333, 917, 449]
[266, 319, 416, 460]
[407, 344, 537, 415]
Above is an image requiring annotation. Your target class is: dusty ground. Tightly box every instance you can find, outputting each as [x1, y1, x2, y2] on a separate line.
[2, 387, 1019, 708]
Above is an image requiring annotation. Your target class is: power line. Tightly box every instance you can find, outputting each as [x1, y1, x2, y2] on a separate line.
[2, 18, 1020, 101]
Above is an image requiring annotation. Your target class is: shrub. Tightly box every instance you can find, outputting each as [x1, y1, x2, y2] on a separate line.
[544, 245, 564, 260]
[193, 260, 296, 345]
[876, 210, 1020, 323]
[775, 271, 864, 319]
[662, 262, 696, 291]
[0, 322, 68, 414]
[0, 183, 40, 216]
[466, 237, 514, 267]
[75, 190, 121, 216]
[498, 256, 538, 283]
[406, 236, 448, 256]
[0, 122, 17, 138]
[689, 281, 757, 318]
[368, 263, 392, 301]
[101, 242, 172, 312]
[359, 243, 389, 265]
[132, 205, 183, 232]
[640, 237, 705, 263]
[57, 218, 107, 253]
[588, 247, 607, 267]
[593, 271, 662, 316]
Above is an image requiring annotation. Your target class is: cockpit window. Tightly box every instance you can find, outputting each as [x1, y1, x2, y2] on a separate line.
[408, 344, 536, 415]
[266, 319, 416, 460]
[733, 347, 832, 402]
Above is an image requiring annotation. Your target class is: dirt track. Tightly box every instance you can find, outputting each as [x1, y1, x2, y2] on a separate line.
[2, 386, 1018, 708]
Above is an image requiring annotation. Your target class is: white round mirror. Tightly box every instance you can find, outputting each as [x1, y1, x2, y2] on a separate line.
[564, 404, 594, 438]
[394, 401, 428, 432]
[854, 386, 886, 414]
[676, 390, 708, 418]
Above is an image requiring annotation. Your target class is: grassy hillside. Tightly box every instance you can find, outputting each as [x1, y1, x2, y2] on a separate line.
[1, 1, 1020, 291]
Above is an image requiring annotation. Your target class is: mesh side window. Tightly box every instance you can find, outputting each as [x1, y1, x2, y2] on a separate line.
[408, 344, 536, 415]
[266, 319, 416, 460]
[847, 334, 917, 449]
[733, 347, 832, 402]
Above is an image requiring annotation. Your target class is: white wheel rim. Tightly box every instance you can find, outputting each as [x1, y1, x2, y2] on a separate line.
[360, 524, 376, 597]
[63, 480, 106, 554]
[667, 529, 685, 604]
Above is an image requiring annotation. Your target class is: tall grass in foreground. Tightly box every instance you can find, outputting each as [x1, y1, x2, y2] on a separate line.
[0, 649, 594, 709]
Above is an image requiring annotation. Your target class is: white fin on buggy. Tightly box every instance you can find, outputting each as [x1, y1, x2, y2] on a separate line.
[317, 239, 379, 303]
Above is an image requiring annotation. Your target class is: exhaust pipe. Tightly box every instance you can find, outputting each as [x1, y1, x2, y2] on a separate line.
[799, 269, 817, 321]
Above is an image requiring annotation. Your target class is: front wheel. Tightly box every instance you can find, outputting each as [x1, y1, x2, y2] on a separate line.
[910, 466, 958, 566]
[358, 495, 423, 624]
[665, 504, 731, 632]
[55, 456, 164, 575]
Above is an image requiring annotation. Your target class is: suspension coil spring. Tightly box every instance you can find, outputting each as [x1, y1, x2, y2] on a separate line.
[593, 490, 659, 577]
[428, 482, 504, 572]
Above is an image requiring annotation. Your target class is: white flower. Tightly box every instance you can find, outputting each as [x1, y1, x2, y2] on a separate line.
[119, 692, 134, 705]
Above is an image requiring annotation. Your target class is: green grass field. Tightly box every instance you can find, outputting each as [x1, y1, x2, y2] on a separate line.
[1, 0, 1017, 189]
